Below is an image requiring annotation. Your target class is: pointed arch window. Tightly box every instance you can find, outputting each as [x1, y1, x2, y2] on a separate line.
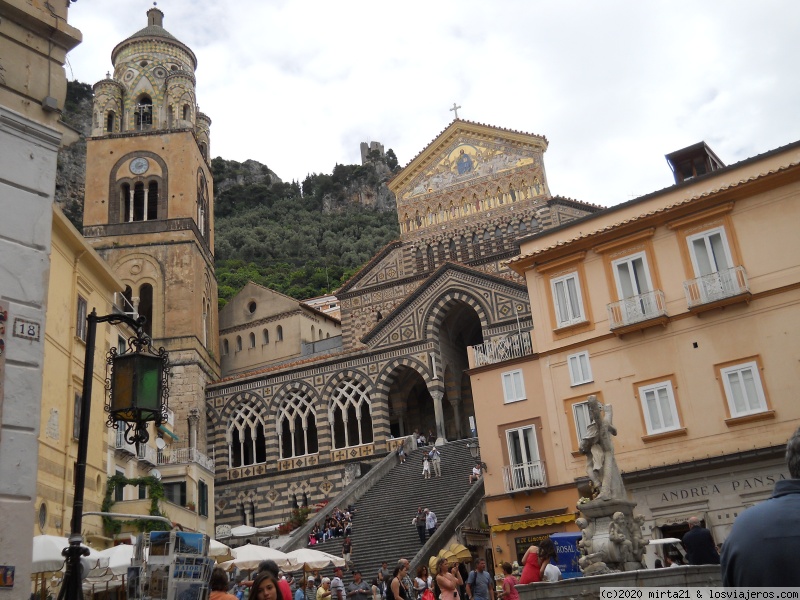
[278, 390, 318, 459]
[415, 247, 425, 272]
[495, 226, 504, 251]
[106, 111, 116, 133]
[449, 239, 458, 261]
[427, 245, 435, 270]
[228, 399, 267, 467]
[437, 241, 446, 263]
[473, 232, 482, 257]
[330, 378, 373, 449]
[460, 235, 470, 260]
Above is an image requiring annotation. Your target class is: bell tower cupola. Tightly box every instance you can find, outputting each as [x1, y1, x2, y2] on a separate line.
[81, 7, 219, 456]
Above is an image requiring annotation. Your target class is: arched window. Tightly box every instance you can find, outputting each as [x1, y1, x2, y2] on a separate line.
[199, 143, 208, 160]
[530, 217, 539, 230]
[437, 242, 446, 263]
[106, 111, 115, 133]
[147, 181, 159, 220]
[310, 326, 315, 340]
[427, 245, 435, 270]
[202, 296, 208, 346]
[518, 220, 527, 234]
[134, 95, 153, 131]
[472, 232, 482, 258]
[249, 332, 256, 348]
[460, 235, 470, 260]
[449, 239, 458, 260]
[326, 332, 330, 339]
[415, 247, 424, 272]
[121, 183, 131, 222]
[197, 171, 209, 239]
[228, 398, 267, 467]
[263, 329, 269, 344]
[183, 104, 190, 121]
[236, 336, 242, 352]
[495, 226, 504, 251]
[277, 390, 318, 459]
[483, 229, 492, 253]
[329, 378, 373, 449]
[167, 105, 174, 128]
[277, 325, 283, 341]
[139, 284, 153, 336]
[222, 339, 229, 355]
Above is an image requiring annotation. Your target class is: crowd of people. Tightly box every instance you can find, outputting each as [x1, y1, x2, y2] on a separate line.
[308, 506, 355, 548]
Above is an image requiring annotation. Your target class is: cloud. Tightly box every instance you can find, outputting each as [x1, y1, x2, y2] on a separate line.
[66, 0, 800, 205]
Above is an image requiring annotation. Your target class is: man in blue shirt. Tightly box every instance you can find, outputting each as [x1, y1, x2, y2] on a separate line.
[466, 559, 494, 600]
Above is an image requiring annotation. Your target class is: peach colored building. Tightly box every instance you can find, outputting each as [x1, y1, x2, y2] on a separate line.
[468, 140, 800, 567]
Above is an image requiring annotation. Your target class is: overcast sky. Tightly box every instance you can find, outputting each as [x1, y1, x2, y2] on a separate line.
[66, 1, 800, 207]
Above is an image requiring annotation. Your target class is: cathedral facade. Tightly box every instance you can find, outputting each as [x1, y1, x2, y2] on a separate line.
[208, 120, 600, 530]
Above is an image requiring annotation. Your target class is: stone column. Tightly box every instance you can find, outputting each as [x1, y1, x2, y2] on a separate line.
[188, 408, 200, 450]
[431, 390, 447, 445]
[128, 188, 134, 222]
[143, 187, 149, 221]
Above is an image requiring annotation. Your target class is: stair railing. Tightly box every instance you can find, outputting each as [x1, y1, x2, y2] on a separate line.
[279, 435, 414, 552]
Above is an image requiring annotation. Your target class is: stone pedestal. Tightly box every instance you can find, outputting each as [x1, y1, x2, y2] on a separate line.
[578, 499, 645, 573]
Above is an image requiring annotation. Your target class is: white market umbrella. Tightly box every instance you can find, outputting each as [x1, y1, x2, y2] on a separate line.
[284, 549, 346, 572]
[32, 535, 107, 575]
[219, 544, 296, 571]
[209, 539, 235, 562]
[97, 544, 136, 576]
[229, 525, 259, 538]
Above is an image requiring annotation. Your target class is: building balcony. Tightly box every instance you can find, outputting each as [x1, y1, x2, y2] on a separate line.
[158, 446, 214, 471]
[607, 289, 668, 335]
[684, 266, 751, 312]
[471, 331, 533, 368]
[502, 460, 547, 493]
[115, 430, 158, 465]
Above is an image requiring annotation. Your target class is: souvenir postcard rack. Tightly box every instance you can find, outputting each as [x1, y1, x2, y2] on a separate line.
[128, 531, 214, 600]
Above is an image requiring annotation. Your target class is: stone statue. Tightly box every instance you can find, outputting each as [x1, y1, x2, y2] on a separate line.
[629, 514, 649, 563]
[580, 395, 625, 501]
[576, 517, 593, 555]
[608, 512, 634, 563]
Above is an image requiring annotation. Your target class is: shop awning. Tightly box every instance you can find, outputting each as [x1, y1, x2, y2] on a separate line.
[491, 513, 576, 533]
[158, 424, 179, 440]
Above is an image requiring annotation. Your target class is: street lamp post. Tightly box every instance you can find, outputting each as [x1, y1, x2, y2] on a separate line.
[59, 309, 169, 600]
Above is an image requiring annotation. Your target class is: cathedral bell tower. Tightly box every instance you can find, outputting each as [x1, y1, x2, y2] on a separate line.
[82, 7, 219, 453]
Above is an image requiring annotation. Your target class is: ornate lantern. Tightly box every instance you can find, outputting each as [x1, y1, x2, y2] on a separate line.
[106, 325, 169, 445]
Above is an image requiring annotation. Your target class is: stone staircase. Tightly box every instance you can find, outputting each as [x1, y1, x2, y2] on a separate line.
[307, 438, 480, 578]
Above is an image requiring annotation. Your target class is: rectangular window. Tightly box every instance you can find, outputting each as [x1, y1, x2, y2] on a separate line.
[638, 381, 681, 434]
[501, 370, 526, 403]
[114, 468, 125, 502]
[198, 480, 209, 517]
[138, 483, 147, 500]
[118, 335, 127, 355]
[687, 227, 732, 276]
[572, 401, 590, 442]
[612, 252, 652, 299]
[73, 393, 82, 440]
[567, 351, 592, 386]
[721, 361, 767, 417]
[505, 426, 544, 490]
[76, 295, 88, 342]
[164, 481, 187, 506]
[551, 272, 585, 327]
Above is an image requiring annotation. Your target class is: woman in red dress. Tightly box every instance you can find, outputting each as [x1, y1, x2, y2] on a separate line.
[518, 545, 541, 584]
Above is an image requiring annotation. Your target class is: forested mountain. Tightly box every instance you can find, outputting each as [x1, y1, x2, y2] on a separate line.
[56, 80, 401, 307]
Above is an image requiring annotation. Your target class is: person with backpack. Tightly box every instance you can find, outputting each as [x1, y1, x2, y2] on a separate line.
[465, 559, 494, 600]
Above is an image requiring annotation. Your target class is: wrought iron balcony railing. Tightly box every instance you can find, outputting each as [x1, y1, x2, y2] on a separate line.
[158, 446, 214, 471]
[472, 331, 532, 367]
[683, 266, 749, 309]
[502, 460, 547, 493]
[607, 289, 667, 329]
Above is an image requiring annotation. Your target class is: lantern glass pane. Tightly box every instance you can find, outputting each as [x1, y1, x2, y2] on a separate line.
[111, 356, 136, 420]
[136, 356, 161, 412]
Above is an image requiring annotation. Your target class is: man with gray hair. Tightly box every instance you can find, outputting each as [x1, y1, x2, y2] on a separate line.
[681, 516, 719, 565]
[721, 426, 800, 586]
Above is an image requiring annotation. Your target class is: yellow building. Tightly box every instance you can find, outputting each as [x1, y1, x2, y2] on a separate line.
[468, 140, 800, 566]
[37, 206, 128, 543]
